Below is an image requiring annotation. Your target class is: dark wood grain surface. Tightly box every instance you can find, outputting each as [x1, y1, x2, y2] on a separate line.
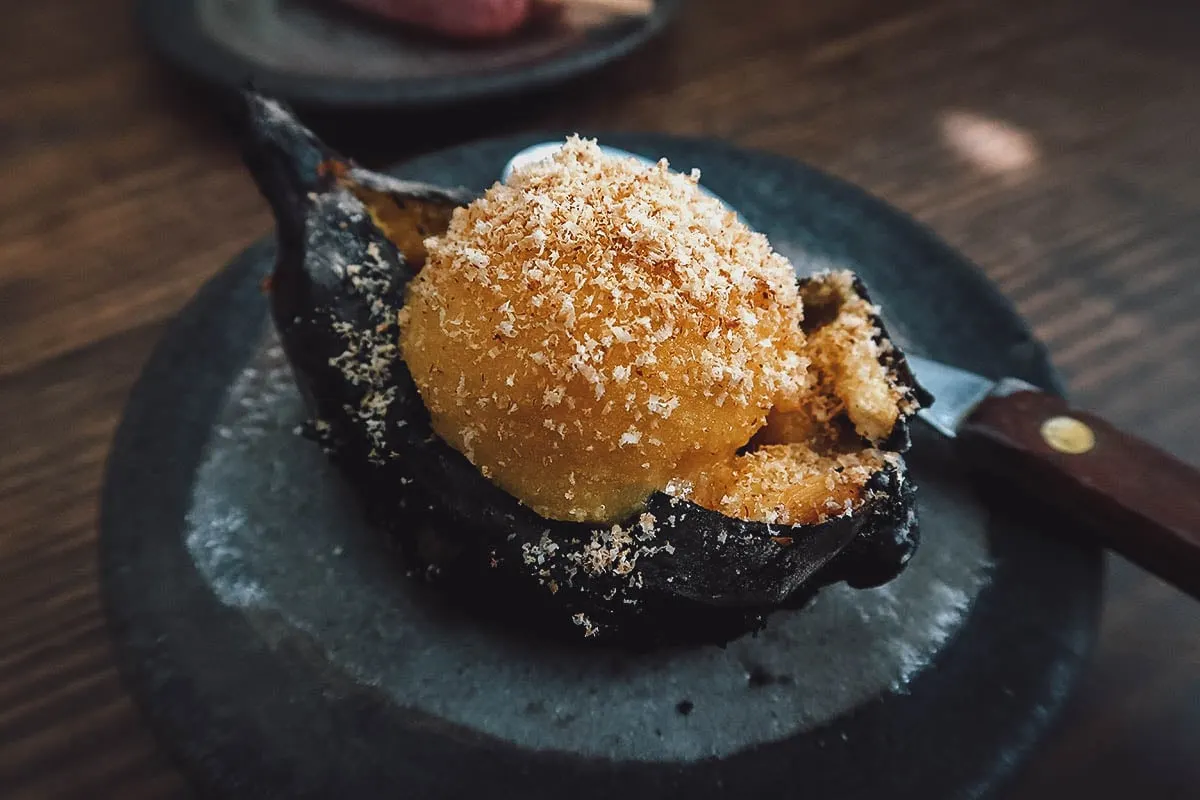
[1, 0, 1197, 797]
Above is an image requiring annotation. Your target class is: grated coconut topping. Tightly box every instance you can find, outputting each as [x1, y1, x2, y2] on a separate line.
[399, 136, 811, 523]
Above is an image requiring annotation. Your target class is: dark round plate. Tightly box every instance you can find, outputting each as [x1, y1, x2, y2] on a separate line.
[100, 133, 1103, 800]
[135, 0, 681, 110]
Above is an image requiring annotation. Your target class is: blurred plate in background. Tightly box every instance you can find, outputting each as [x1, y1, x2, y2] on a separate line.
[136, 0, 682, 110]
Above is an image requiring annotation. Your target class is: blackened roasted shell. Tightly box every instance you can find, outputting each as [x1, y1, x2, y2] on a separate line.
[235, 90, 932, 646]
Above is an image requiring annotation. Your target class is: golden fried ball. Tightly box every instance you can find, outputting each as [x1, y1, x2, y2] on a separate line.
[398, 137, 810, 523]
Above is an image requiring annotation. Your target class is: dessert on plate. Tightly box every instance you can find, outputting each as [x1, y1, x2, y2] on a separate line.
[236, 91, 931, 644]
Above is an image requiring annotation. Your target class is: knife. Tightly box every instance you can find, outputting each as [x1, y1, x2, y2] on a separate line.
[502, 142, 1200, 601]
[905, 354, 1200, 601]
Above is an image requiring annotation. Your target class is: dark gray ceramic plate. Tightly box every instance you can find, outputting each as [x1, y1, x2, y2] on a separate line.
[135, 0, 681, 110]
[100, 133, 1103, 799]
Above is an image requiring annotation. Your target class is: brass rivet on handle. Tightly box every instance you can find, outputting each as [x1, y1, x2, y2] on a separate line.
[1041, 415, 1096, 454]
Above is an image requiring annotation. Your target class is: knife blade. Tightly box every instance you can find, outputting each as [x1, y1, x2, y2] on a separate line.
[903, 354, 1200, 601]
[904, 354, 1038, 439]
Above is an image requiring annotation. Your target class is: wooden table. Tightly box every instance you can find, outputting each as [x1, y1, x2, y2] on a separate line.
[2, 0, 1197, 797]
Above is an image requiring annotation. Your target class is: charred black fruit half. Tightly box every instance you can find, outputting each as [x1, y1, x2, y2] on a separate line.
[236, 91, 933, 646]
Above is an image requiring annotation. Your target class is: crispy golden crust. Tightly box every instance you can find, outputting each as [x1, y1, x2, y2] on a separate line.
[798, 270, 913, 443]
[677, 270, 915, 526]
[399, 137, 809, 523]
[396, 138, 916, 527]
[679, 445, 894, 526]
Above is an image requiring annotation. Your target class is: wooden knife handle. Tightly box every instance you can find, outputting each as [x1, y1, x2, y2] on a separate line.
[957, 389, 1200, 600]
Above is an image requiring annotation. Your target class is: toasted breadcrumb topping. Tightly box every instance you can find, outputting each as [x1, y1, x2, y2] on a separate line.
[388, 138, 918, 528]
[681, 445, 897, 526]
[799, 270, 916, 443]
[399, 136, 810, 523]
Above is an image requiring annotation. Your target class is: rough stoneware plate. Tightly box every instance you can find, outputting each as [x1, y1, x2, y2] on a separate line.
[135, 0, 681, 110]
[100, 133, 1103, 800]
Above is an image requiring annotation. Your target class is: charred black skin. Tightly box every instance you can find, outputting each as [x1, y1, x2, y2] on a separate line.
[236, 91, 931, 646]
